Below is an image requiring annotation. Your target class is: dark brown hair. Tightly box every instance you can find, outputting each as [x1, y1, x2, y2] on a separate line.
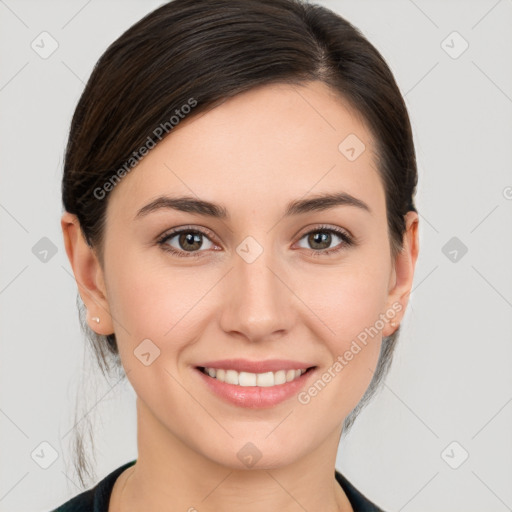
[62, 0, 417, 487]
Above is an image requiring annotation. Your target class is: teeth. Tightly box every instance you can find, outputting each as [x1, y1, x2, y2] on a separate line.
[225, 369, 238, 385]
[202, 367, 307, 387]
[239, 371, 257, 386]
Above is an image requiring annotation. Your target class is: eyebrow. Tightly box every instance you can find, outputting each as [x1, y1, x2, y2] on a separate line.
[135, 191, 371, 220]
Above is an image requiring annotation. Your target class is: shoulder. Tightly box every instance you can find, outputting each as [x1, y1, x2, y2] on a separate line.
[49, 460, 137, 512]
[335, 470, 387, 512]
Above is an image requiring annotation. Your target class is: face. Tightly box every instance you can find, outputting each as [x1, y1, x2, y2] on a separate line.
[65, 80, 418, 470]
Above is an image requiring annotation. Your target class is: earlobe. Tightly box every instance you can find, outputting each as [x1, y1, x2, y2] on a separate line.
[382, 211, 420, 337]
[61, 211, 114, 335]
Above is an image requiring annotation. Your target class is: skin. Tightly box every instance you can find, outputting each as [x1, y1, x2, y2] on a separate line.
[62, 80, 419, 512]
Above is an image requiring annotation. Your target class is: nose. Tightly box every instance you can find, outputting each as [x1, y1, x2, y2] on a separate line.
[218, 243, 295, 343]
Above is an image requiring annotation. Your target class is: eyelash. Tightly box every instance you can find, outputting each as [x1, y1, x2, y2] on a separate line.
[156, 224, 354, 259]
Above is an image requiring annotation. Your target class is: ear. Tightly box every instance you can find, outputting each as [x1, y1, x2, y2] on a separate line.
[61, 211, 114, 335]
[382, 211, 420, 337]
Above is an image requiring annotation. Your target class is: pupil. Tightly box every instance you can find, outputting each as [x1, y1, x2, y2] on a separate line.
[310, 232, 330, 249]
[181, 232, 201, 251]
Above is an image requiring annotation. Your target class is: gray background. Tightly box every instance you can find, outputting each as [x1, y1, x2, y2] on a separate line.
[1, 0, 511, 510]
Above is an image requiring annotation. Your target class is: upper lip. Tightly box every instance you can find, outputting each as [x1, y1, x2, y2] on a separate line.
[196, 359, 316, 373]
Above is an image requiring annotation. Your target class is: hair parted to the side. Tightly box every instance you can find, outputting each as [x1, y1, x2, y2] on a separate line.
[62, 0, 417, 488]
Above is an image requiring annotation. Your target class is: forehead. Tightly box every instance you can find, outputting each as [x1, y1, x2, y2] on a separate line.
[107, 80, 385, 220]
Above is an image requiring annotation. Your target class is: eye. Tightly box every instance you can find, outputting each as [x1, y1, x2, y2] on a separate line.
[296, 225, 354, 257]
[157, 224, 355, 259]
[157, 226, 216, 258]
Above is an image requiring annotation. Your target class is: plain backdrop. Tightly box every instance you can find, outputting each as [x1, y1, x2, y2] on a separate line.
[1, 1, 511, 511]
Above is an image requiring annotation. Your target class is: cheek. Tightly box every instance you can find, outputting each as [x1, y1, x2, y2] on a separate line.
[294, 259, 389, 400]
[299, 261, 390, 345]
[294, 273, 386, 420]
[325, 275, 384, 373]
[104, 248, 215, 359]
[104, 247, 163, 334]
[337, 276, 388, 341]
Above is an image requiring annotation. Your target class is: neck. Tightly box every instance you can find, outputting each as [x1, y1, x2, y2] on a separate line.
[111, 397, 353, 512]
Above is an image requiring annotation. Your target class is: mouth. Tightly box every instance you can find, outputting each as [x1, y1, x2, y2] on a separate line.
[193, 364, 317, 408]
[196, 366, 316, 387]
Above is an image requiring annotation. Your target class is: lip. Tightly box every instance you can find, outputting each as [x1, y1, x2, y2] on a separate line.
[193, 362, 317, 409]
[196, 358, 315, 373]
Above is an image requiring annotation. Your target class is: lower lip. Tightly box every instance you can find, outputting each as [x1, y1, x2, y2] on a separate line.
[194, 367, 316, 409]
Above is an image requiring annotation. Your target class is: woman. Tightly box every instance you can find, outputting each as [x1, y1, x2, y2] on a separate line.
[53, 0, 419, 510]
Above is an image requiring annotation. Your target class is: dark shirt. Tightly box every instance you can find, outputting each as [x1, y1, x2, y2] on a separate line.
[50, 459, 385, 511]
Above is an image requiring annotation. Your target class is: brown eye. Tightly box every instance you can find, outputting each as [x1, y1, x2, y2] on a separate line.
[296, 226, 354, 256]
[175, 232, 205, 252]
[158, 228, 215, 257]
[307, 231, 333, 250]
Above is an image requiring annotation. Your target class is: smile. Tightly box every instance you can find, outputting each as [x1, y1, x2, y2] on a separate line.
[199, 367, 308, 387]
[194, 364, 317, 408]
